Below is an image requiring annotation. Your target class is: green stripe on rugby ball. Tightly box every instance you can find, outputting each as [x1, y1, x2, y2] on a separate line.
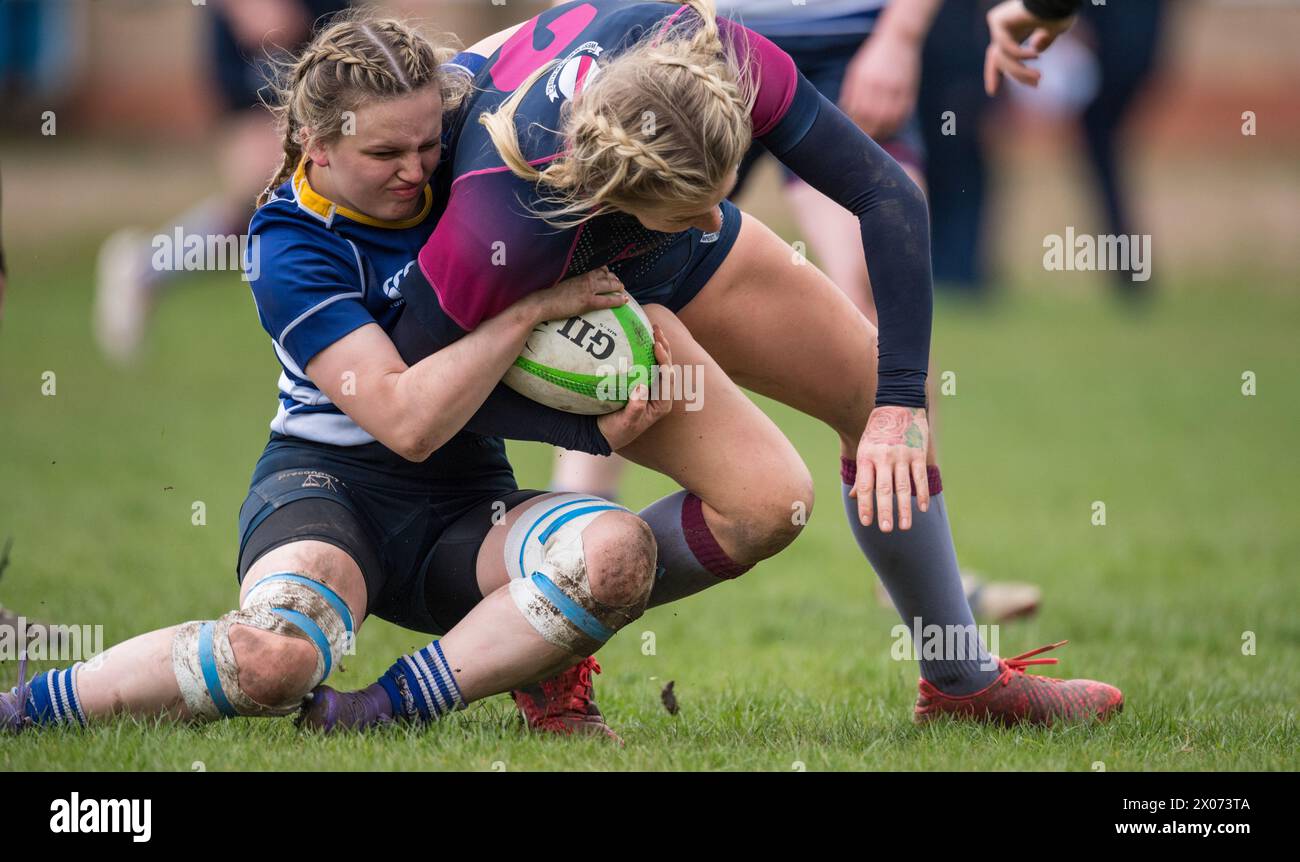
[508, 299, 656, 408]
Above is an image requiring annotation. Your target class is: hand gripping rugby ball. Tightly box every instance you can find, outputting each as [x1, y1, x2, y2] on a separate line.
[503, 296, 656, 415]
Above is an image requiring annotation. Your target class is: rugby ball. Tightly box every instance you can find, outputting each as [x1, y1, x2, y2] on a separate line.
[503, 297, 655, 414]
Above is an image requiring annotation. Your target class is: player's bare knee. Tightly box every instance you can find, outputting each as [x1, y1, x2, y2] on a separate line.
[227, 625, 319, 708]
[582, 511, 656, 612]
[735, 464, 815, 560]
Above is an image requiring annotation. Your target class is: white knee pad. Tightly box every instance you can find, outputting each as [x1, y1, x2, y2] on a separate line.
[171, 573, 354, 720]
[503, 493, 648, 656]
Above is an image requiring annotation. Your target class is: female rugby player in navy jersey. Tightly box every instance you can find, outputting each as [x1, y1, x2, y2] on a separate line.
[3, 13, 671, 738]
[363, 0, 1121, 729]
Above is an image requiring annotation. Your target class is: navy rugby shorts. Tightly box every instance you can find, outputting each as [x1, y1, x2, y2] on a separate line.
[236, 431, 544, 635]
[611, 198, 744, 314]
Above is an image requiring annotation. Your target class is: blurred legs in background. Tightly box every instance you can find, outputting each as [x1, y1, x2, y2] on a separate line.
[1080, 0, 1167, 296]
[94, 109, 282, 363]
[918, 0, 1168, 299]
[93, 0, 346, 362]
[918, 0, 995, 296]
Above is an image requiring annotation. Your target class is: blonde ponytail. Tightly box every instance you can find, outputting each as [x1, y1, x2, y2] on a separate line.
[479, 0, 756, 227]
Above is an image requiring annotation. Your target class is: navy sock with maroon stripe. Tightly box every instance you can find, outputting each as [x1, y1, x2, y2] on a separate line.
[640, 490, 751, 608]
[842, 461, 1000, 696]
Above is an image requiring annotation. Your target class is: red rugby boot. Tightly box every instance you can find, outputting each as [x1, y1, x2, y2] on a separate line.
[914, 640, 1124, 727]
[511, 656, 622, 743]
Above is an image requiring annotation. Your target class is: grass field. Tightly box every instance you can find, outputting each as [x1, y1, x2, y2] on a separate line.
[1, 230, 1297, 771]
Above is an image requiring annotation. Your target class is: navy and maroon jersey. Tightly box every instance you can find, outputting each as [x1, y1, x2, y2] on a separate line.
[414, 0, 932, 409]
[421, 1, 811, 333]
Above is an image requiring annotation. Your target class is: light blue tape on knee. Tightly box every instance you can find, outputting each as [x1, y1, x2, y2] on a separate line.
[516, 497, 607, 579]
[197, 622, 237, 718]
[270, 608, 333, 680]
[529, 571, 614, 643]
[249, 572, 353, 636]
[537, 505, 622, 545]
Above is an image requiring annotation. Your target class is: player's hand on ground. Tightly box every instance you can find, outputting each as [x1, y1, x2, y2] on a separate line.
[523, 267, 628, 325]
[598, 324, 675, 451]
[840, 30, 922, 140]
[853, 406, 929, 532]
[984, 0, 1078, 96]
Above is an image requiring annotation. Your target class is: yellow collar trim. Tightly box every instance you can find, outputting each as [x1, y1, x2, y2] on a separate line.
[293, 159, 433, 229]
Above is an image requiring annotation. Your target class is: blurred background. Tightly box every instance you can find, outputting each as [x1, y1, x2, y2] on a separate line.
[2, 0, 1296, 288]
[0, 0, 1296, 769]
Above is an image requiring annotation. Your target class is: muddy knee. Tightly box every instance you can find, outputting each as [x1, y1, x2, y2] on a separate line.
[225, 626, 321, 708]
[582, 510, 657, 610]
[171, 572, 354, 720]
[503, 495, 655, 657]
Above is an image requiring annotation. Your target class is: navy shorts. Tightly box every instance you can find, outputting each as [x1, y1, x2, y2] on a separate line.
[236, 431, 541, 635]
[611, 198, 743, 314]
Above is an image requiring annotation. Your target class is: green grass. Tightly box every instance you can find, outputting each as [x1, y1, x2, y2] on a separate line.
[1, 240, 1297, 770]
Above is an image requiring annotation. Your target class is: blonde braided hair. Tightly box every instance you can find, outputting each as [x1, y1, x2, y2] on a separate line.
[480, 0, 756, 227]
[257, 10, 466, 208]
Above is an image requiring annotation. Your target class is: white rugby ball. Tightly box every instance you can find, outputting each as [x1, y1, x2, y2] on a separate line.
[503, 296, 656, 415]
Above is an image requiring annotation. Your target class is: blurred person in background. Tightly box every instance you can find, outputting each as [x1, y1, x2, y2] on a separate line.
[0, 0, 74, 122]
[917, 0, 995, 295]
[921, 0, 1166, 297]
[1073, 0, 1167, 296]
[1, 168, 6, 322]
[94, 0, 350, 363]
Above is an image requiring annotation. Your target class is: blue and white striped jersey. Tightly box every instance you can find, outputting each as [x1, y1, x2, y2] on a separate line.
[715, 0, 888, 36]
[245, 160, 436, 446]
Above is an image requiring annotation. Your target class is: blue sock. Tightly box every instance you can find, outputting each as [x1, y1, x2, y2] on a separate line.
[21, 664, 87, 727]
[375, 641, 465, 722]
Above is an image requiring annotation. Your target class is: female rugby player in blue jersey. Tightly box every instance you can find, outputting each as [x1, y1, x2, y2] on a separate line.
[3, 13, 673, 738]
[327, 0, 1122, 730]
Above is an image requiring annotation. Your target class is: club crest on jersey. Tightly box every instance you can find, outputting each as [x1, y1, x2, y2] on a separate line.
[382, 259, 416, 302]
[546, 41, 603, 103]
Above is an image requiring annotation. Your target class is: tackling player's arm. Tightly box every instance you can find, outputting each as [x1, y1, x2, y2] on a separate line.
[253, 209, 666, 461]
[401, 175, 674, 457]
[306, 269, 631, 462]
